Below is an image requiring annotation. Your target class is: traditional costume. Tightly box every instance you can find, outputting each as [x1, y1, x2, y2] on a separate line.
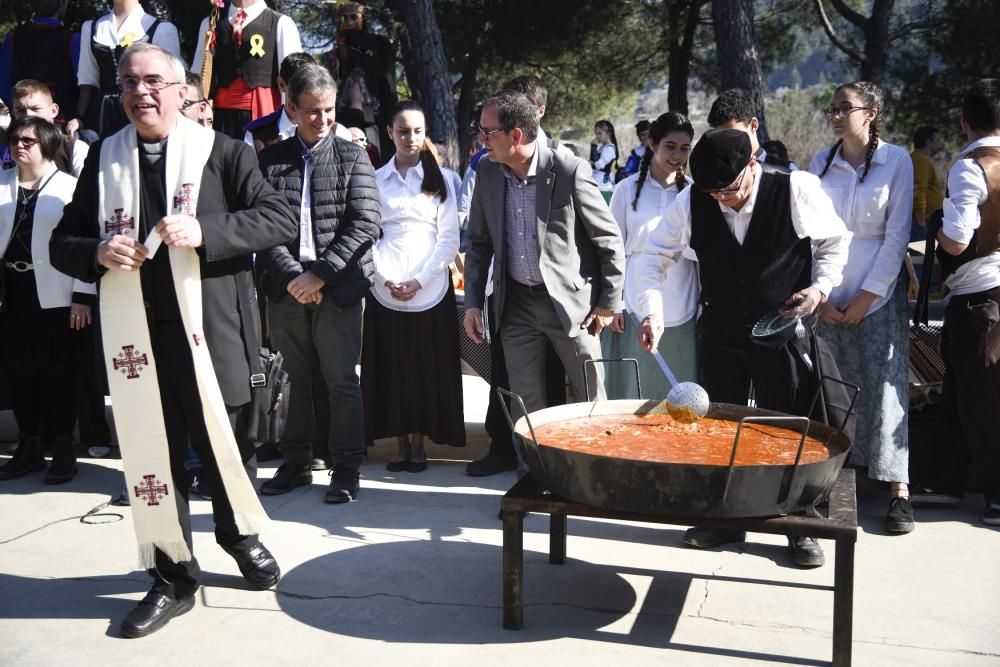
[192, 0, 302, 140]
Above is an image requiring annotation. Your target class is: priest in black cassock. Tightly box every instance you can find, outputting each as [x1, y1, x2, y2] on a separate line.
[50, 43, 298, 638]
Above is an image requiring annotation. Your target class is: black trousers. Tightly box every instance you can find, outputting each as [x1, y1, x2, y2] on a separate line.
[75, 325, 111, 447]
[697, 313, 855, 435]
[928, 286, 1000, 501]
[11, 367, 76, 447]
[483, 294, 567, 460]
[148, 331, 257, 599]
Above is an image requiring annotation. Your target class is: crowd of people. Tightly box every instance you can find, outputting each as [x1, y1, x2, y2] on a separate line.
[1, 0, 999, 641]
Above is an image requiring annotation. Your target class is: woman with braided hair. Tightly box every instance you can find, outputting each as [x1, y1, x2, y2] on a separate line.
[603, 112, 697, 399]
[809, 81, 915, 534]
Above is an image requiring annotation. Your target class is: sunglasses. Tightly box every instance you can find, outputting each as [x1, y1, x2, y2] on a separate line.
[8, 135, 39, 148]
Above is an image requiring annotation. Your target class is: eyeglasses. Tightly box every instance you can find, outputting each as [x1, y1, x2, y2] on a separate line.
[340, 13, 361, 20]
[181, 98, 207, 111]
[823, 105, 872, 119]
[8, 135, 39, 148]
[477, 125, 506, 140]
[118, 76, 182, 94]
[701, 165, 749, 197]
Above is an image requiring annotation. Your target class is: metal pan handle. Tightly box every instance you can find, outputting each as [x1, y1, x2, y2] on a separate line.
[721, 415, 811, 505]
[807, 375, 861, 433]
[583, 358, 641, 401]
[495, 387, 547, 477]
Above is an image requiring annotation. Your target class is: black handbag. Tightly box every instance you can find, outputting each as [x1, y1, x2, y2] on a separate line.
[247, 347, 291, 447]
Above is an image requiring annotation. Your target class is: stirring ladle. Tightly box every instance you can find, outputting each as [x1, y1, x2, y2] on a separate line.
[631, 313, 710, 423]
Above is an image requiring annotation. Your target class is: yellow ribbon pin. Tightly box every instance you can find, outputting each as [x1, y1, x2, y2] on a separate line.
[120, 32, 137, 48]
[249, 34, 266, 57]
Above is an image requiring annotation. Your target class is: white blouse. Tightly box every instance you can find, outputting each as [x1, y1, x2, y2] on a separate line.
[808, 140, 913, 315]
[609, 171, 697, 326]
[78, 7, 182, 87]
[372, 159, 459, 312]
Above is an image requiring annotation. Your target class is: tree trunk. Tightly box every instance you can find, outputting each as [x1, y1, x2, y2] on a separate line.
[455, 41, 483, 171]
[711, 0, 769, 143]
[666, 0, 703, 115]
[861, 0, 893, 82]
[398, 0, 458, 167]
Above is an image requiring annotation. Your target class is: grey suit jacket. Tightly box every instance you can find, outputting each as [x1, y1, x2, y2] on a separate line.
[464, 142, 625, 338]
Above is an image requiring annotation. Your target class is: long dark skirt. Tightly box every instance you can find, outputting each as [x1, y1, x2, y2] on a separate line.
[361, 281, 466, 447]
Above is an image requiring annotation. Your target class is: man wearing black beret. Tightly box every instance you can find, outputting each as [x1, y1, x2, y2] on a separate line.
[631, 128, 852, 567]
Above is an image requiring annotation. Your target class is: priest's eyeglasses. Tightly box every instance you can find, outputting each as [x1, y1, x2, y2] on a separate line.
[119, 76, 182, 94]
[823, 105, 872, 119]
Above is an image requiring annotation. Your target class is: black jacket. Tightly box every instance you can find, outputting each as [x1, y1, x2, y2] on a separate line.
[258, 134, 381, 307]
[50, 132, 298, 407]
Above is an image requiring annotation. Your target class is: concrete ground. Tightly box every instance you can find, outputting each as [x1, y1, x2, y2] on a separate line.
[1, 375, 998, 666]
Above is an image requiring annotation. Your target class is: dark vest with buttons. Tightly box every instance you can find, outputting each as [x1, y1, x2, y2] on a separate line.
[91, 18, 161, 94]
[689, 171, 812, 329]
[210, 7, 281, 97]
[936, 146, 1000, 276]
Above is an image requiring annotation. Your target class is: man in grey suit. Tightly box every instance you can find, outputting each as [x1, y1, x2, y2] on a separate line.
[463, 91, 625, 436]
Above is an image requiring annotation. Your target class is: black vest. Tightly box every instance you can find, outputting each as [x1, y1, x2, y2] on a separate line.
[690, 171, 812, 329]
[247, 112, 282, 154]
[211, 8, 280, 95]
[91, 17, 161, 94]
[11, 22, 78, 119]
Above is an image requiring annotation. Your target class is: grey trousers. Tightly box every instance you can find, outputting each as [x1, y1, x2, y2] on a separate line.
[267, 296, 365, 470]
[500, 281, 605, 434]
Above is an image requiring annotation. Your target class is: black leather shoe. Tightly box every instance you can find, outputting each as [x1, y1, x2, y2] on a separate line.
[0, 437, 46, 481]
[260, 463, 312, 496]
[465, 454, 518, 477]
[311, 457, 333, 471]
[325, 465, 359, 504]
[44, 448, 77, 485]
[255, 442, 282, 462]
[120, 590, 195, 638]
[405, 458, 428, 473]
[788, 536, 825, 567]
[221, 539, 281, 589]
[682, 527, 746, 549]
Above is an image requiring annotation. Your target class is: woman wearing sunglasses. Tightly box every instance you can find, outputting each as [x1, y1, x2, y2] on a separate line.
[0, 117, 95, 484]
[810, 81, 915, 534]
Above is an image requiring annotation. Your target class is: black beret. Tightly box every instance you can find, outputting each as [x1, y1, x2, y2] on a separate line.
[689, 128, 752, 190]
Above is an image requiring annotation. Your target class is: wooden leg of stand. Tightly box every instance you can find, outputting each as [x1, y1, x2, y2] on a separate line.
[549, 513, 566, 564]
[503, 508, 524, 630]
[833, 538, 855, 667]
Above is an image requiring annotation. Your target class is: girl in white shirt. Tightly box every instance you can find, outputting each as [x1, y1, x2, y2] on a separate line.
[591, 119, 618, 198]
[362, 101, 465, 472]
[604, 111, 697, 399]
[810, 81, 915, 534]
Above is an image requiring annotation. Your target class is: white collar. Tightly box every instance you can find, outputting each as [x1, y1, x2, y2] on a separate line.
[962, 135, 1000, 155]
[829, 138, 888, 168]
[278, 107, 296, 135]
[229, 1, 266, 22]
[387, 156, 424, 183]
[527, 143, 539, 178]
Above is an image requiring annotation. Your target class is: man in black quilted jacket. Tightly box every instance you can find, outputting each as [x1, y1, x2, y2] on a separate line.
[257, 63, 381, 503]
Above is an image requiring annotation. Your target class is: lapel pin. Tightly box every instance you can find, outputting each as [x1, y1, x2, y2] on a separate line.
[545, 177, 552, 186]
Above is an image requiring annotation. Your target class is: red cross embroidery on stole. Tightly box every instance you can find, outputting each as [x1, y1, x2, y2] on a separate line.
[192, 333, 203, 346]
[105, 208, 135, 235]
[134, 474, 169, 506]
[173, 183, 196, 216]
[113, 345, 149, 380]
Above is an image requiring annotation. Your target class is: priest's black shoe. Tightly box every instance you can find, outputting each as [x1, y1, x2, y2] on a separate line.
[221, 539, 281, 589]
[0, 436, 46, 481]
[120, 590, 195, 638]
